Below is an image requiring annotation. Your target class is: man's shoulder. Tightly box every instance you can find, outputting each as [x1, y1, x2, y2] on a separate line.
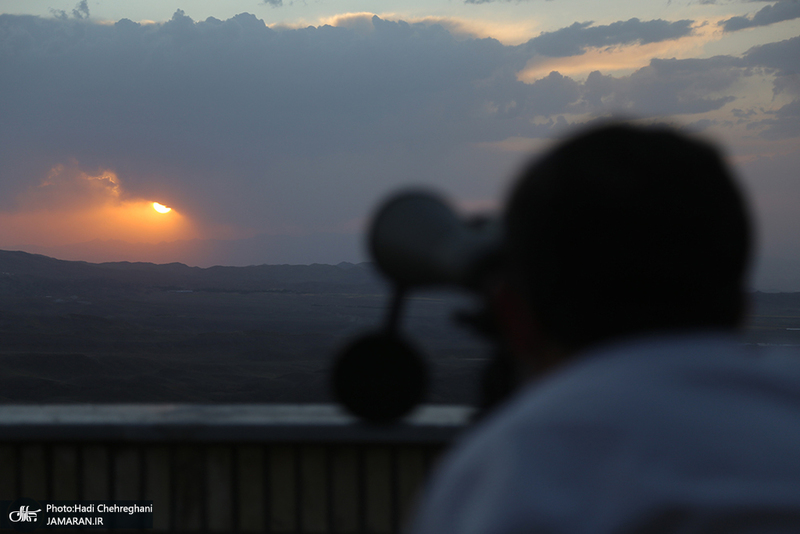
[514, 332, 800, 416]
[410, 332, 800, 534]
[477, 332, 800, 456]
[487, 333, 745, 430]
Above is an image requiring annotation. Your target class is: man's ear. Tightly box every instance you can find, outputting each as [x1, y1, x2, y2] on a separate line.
[489, 281, 565, 379]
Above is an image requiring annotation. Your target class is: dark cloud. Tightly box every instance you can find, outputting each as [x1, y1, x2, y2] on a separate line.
[575, 42, 800, 139]
[261, 0, 283, 7]
[720, 0, 800, 32]
[72, 0, 89, 20]
[746, 100, 800, 139]
[744, 35, 800, 104]
[525, 72, 582, 116]
[0, 10, 796, 266]
[580, 56, 744, 116]
[49, 0, 89, 21]
[524, 18, 694, 57]
[0, 11, 533, 232]
[744, 34, 800, 81]
[742, 36, 800, 138]
[732, 107, 758, 124]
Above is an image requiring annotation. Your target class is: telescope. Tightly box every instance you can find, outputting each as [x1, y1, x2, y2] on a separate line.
[332, 190, 505, 424]
[369, 191, 503, 288]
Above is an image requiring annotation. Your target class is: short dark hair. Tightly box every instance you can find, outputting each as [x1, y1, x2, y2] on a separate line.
[505, 123, 751, 351]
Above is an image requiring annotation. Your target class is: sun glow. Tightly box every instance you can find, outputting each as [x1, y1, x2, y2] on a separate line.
[0, 163, 199, 248]
[153, 202, 172, 214]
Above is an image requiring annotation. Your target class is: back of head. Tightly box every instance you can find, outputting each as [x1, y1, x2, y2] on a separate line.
[505, 123, 751, 352]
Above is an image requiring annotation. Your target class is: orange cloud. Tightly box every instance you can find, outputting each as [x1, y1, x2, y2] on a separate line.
[399, 15, 540, 45]
[0, 162, 198, 248]
[318, 12, 378, 34]
[275, 12, 539, 45]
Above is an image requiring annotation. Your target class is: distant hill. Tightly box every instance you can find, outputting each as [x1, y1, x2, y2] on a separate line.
[0, 249, 386, 297]
[18, 231, 364, 268]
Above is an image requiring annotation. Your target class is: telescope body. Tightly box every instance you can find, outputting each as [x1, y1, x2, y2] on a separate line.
[369, 191, 501, 288]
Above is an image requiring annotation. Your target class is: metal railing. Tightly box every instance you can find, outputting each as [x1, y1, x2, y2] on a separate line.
[0, 404, 472, 533]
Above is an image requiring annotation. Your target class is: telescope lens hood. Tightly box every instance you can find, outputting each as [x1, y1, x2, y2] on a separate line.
[369, 190, 502, 288]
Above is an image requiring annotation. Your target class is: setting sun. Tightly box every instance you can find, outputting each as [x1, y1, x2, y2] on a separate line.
[153, 202, 172, 214]
[0, 164, 202, 251]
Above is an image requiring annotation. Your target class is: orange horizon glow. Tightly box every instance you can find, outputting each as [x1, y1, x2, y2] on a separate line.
[0, 199, 198, 247]
[0, 163, 199, 247]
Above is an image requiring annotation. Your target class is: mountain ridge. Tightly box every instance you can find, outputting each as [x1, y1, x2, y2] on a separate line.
[0, 249, 385, 295]
[17, 231, 364, 268]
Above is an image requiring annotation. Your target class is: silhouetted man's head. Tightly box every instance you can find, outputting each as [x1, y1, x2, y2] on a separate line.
[505, 123, 751, 352]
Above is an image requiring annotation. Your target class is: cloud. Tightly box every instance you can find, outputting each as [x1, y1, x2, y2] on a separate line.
[742, 36, 800, 138]
[524, 72, 582, 116]
[73, 0, 89, 19]
[0, 11, 529, 241]
[524, 18, 694, 57]
[578, 56, 744, 116]
[0, 162, 197, 247]
[376, 15, 538, 45]
[261, 0, 283, 7]
[720, 0, 800, 32]
[517, 18, 720, 82]
[745, 35, 800, 108]
[18, 162, 122, 209]
[0, 10, 797, 270]
[50, 0, 89, 21]
[746, 99, 800, 139]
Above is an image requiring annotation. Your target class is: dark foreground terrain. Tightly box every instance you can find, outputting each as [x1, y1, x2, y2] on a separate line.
[0, 249, 797, 405]
[0, 250, 491, 404]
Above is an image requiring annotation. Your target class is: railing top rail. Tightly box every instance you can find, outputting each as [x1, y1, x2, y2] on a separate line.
[0, 404, 474, 443]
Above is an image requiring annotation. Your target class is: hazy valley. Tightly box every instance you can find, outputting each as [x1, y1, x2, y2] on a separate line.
[0, 250, 491, 404]
[0, 249, 797, 405]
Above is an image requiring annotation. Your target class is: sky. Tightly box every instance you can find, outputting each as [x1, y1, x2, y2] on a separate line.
[0, 0, 799, 290]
